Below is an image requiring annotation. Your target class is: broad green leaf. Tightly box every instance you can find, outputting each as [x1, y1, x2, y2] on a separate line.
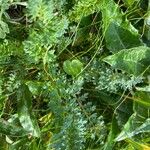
[101, 0, 143, 53]
[116, 99, 150, 141]
[0, 119, 27, 136]
[17, 84, 40, 137]
[63, 59, 83, 77]
[116, 117, 150, 141]
[115, 100, 133, 127]
[96, 91, 120, 105]
[104, 22, 143, 53]
[103, 46, 150, 76]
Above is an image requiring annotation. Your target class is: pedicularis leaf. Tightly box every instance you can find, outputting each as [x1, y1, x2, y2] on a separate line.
[63, 59, 83, 77]
[103, 46, 150, 76]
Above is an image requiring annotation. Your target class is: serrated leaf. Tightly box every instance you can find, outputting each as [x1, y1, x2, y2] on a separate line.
[103, 46, 150, 76]
[17, 84, 40, 137]
[69, 0, 102, 21]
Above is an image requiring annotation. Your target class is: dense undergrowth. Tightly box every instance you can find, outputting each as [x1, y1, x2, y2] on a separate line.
[0, 0, 150, 149]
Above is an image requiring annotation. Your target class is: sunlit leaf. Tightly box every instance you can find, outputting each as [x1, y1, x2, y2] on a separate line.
[63, 59, 83, 77]
[103, 46, 150, 76]
[126, 139, 150, 150]
[116, 99, 150, 141]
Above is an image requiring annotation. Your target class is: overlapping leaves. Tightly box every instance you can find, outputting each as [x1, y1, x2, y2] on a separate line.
[103, 46, 150, 76]
[0, 0, 150, 149]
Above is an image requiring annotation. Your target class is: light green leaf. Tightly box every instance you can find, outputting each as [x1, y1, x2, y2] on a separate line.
[136, 86, 150, 92]
[103, 46, 150, 76]
[0, 21, 9, 39]
[69, 0, 102, 21]
[116, 117, 150, 141]
[126, 139, 150, 150]
[63, 59, 83, 77]
[123, 0, 140, 7]
[17, 84, 40, 137]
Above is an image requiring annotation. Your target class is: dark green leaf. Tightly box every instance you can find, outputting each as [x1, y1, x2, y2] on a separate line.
[0, 119, 27, 136]
[104, 117, 119, 150]
[134, 89, 150, 107]
[101, 0, 143, 53]
[17, 84, 40, 137]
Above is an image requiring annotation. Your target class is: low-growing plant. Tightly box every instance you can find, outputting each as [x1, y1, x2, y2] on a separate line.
[0, 0, 150, 149]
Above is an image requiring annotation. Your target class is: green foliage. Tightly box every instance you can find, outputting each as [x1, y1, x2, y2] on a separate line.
[69, 0, 101, 21]
[0, 0, 9, 39]
[63, 59, 83, 77]
[17, 84, 40, 137]
[101, 0, 143, 53]
[0, 0, 150, 150]
[103, 46, 150, 76]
